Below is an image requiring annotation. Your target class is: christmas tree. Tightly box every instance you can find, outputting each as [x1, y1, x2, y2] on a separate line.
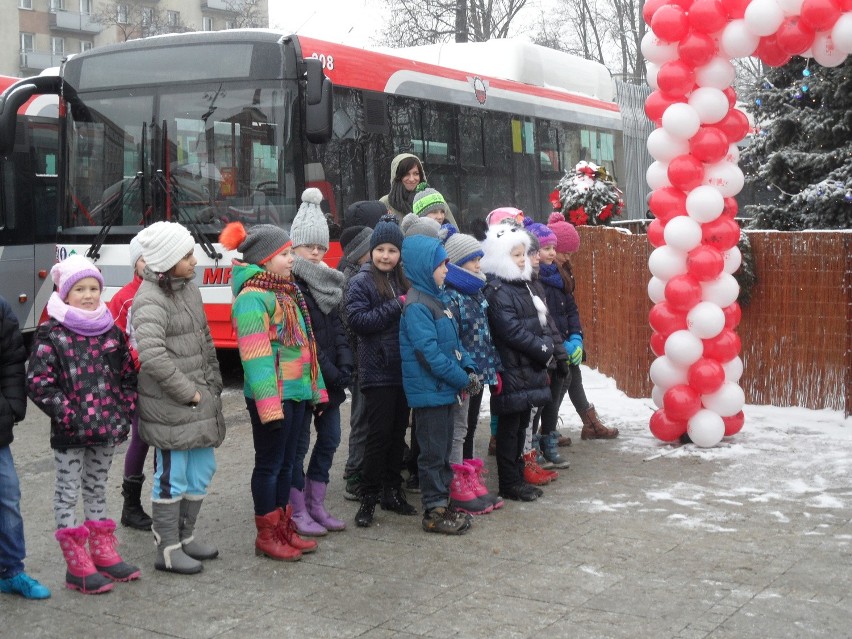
[741, 57, 852, 230]
[553, 161, 624, 226]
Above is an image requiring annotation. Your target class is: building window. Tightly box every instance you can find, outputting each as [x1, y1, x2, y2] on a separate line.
[80, 40, 93, 52]
[80, 0, 92, 13]
[50, 0, 65, 10]
[224, 20, 235, 30]
[51, 37, 65, 55]
[167, 11, 180, 27]
[18, 0, 33, 9]
[116, 4, 127, 24]
[202, 16, 214, 31]
[142, 7, 152, 25]
[20, 33, 34, 52]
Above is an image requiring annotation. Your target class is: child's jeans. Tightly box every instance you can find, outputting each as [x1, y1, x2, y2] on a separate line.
[414, 404, 455, 512]
[0, 446, 25, 578]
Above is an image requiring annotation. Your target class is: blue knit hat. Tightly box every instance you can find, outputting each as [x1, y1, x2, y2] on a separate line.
[370, 214, 404, 251]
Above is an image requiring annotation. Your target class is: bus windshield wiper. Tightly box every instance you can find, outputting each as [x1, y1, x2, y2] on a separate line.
[152, 169, 222, 262]
[86, 172, 142, 262]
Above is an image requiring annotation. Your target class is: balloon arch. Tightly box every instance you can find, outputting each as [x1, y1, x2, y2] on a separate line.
[641, 0, 851, 447]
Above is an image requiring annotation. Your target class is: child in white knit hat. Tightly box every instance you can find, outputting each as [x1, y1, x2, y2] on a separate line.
[27, 254, 140, 594]
[132, 221, 225, 576]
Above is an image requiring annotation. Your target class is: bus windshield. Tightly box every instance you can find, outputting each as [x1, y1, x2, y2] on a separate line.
[64, 80, 298, 237]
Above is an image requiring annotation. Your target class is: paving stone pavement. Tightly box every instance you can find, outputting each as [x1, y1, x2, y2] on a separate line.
[1, 360, 850, 638]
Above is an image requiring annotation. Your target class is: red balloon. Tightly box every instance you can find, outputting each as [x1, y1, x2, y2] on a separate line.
[678, 31, 717, 67]
[649, 186, 688, 220]
[689, 127, 728, 163]
[723, 302, 742, 329]
[650, 331, 667, 356]
[687, 244, 724, 281]
[687, 0, 728, 33]
[664, 384, 703, 421]
[723, 410, 745, 436]
[648, 218, 666, 247]
[722, 87, 737, 109]
[651, 4, 690, 42]
[719, 0, 750, 18]
[800, 0, 842, 32]
[643, 0, 671, 25]
[756, 35, 793, 68]
[668, 154, 705, 191]
[645, 90, 679, 124]
[839, 0, 852, 10]
[702, 216, 740, 251]
[649, 302, 688, 336]
[650, 408, 688, 442]
[687, 357, 725, 394]
[657, 60, 696, 97]
[716, 109, 750, 144]
[721, 197, 738, 218]
[703, 328, 741, 361]
[665, 274, 703, 310]
[776, 17, 816, 56]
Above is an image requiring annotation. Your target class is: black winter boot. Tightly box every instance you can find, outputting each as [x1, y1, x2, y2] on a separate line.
[121, 475, 153, 530]
[355, 493, 379, 528]
[380, 486, 417, 516]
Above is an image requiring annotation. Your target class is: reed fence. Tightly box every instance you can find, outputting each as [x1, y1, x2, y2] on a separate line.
[571, 227, 851, 416]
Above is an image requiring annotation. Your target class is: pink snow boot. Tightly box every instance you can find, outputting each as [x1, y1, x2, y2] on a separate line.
[55, 526, 113, 594]
[449, 464, 493, 515]
[464, 458, 504, 510]
[85, 519, 141, 582]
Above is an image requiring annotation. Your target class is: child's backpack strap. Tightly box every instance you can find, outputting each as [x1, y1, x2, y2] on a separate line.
[403, 288, 453, 322]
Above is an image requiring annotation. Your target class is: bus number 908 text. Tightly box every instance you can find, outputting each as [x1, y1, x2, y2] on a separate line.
[310, 53, 334, 71]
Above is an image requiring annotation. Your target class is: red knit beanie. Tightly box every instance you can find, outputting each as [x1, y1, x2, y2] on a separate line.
[547, 212, 581, 253]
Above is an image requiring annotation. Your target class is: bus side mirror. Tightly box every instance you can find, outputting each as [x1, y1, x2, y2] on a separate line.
[0, 75, 61, 156]
[304, 59, 333, 144]
[304, 58, 324, 106]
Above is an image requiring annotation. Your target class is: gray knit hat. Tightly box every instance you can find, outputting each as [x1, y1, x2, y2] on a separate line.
[441, 224, 483, 266]
[137, 221, 195, 273]
[401, 212, 440, 238]
[341, 225, 372, 262]
[370, 214, 404, 251]
[219, 222, 291, 266]
[412, 183, 448, 218]
[290, 188, 328, 249]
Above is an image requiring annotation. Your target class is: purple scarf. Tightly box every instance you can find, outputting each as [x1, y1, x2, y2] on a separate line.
[46, 292, 115, 336]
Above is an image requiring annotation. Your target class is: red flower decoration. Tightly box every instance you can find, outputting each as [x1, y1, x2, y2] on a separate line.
[569, 207, 589, 226]
[549, 188, 562, 211]
[579, 166, 595, 177]
[599, 203, 613, 221]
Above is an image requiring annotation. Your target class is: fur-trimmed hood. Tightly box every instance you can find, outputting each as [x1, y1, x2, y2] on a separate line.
[480, 223, 531, 282]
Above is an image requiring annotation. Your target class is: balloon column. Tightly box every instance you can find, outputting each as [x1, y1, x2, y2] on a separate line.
[643, 0, 851, 447]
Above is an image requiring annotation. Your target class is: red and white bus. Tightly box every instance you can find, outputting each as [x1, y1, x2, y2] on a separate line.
[0, 30, 624, 347]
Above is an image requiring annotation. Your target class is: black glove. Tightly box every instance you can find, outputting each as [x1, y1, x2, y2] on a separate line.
[556, 358, 570, 376]
[266, 419, 284, 431]
[545, 354, 557, 371]
[313, 402, 329, 417]
[335, 369, 353, 389]
[463, 372, 482, 396]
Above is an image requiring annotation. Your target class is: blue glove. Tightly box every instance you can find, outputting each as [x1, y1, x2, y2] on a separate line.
[564, 334, 583, 366]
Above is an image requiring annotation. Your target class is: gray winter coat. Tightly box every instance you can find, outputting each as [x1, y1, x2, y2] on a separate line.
[131, 270, 225, 450]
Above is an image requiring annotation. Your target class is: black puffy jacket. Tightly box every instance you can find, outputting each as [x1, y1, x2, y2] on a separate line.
[484, 275, 555, 415]
[0, 297, 27, 447]
[344, 263, 405, 389]
[296, 278, 354, 407]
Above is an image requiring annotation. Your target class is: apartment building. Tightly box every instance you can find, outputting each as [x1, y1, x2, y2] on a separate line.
[2, 0, 268, 78]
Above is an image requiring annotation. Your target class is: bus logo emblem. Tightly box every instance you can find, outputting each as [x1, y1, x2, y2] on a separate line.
[469, 77, 488, 105]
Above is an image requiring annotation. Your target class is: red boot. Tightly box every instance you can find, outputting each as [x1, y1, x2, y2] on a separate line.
[55, 526, 113, 594]
[278, 506, 317, 554]
[523, 451, 557, 485]
[255, 510, 301, 562]
[85, 519, 140, 582]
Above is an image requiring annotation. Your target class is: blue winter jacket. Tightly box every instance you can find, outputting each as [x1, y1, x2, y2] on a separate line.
[344, 262, 406, 389]
[399, 235, 475, 408]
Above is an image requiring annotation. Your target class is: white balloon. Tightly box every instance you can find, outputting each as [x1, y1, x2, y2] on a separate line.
[649, 245, 688, 280]
[832, 13, 852, 55]
[686, 185, 725, 223]
[647, 128, 690, 162]
[687, 301, 726, 339]
[646, 62, 660, 90]
[665, 329, 705, 367]
[650, 355, 689, 388]
[695, 57, 736, 89]
[776, 0, 804, 15]
[652, 384, 665, 409]
[662, 103, 701, 140]
[724, 143, 741, 164]
[720, 20, 760, 58]
[648, 276, 667, 304]
[704, 162, 745, 198]
[641, 31, 680, 64]
[722, 246, 742, 274]
[812, 30, 848, 68]
[744, 0, 785, 37]
[688, 87, 730, 124]
[687, 409, 725, 447]
[664, 215, 703, 252]
[646, 160, 673, 190]
[722, 356, 744, 383]
[702, 381, 745, 417]
[701, 273, 740, 307]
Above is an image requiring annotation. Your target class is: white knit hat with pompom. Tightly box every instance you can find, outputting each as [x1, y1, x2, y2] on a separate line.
[290, 187, 329, 249]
